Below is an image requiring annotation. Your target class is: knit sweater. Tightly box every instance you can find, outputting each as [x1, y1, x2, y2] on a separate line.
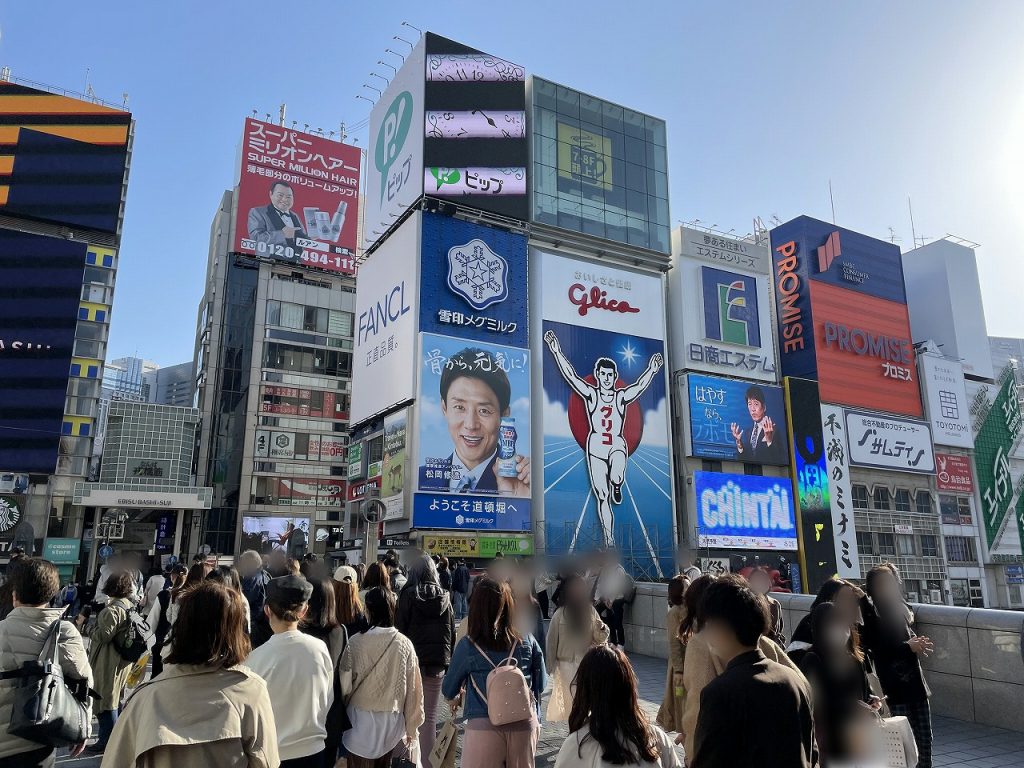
[339, 627, 424, 741]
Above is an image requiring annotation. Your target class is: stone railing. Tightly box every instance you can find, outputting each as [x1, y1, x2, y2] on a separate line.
[623, 582, 1024, 733]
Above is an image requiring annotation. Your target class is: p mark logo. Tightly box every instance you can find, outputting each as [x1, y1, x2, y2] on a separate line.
[700, 266, 760, 347]
[375, 91, 413, 202]
[817, 231, 841, 274]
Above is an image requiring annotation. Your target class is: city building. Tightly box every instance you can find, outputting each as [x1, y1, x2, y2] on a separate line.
[193, 118, 361, 558]
[143, 361, 194, 407]
[0, 77, 133, 568]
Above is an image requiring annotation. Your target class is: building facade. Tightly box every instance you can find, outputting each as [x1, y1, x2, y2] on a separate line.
[143, 361, 194, 407]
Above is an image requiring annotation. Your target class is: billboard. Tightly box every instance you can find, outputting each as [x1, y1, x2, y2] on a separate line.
[784, 378, 838, 594]
[0, 231, 87, 474]
[241, 515, 309, 556]
[820, 405, 861, 578]
[684, 374, 788, 464]
[255, 430, 345, 462]
[919, 355, 973, 448]
[845, 411, 935, 474]
[235, 118, 359, 274]
[350, 212, 420, 425]
[976, 374, 1022, 549]
[259, 386, 344, 420]
[423, 33, 528, 221]
[540, 250, 673, 577]
[0, 83, 131, 234]
[412, 493, 531, 531]
[381, 410, 408, 521]
[419, 211, 528, 346]
[935, 453, 974, 493]
[693, 471, 797, 550]
[422, 532, 534, 559]
[670, 227, 776, 382]
[366, 38, 426, 248]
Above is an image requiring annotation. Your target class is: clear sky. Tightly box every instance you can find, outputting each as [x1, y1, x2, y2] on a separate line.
[2, 1, 1022, 366]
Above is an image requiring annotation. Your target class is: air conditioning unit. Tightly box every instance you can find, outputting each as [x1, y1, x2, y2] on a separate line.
[929, 589, 943, 604]
[907, 591, 919, 603]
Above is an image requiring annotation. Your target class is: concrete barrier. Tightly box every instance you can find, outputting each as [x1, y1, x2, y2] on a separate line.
[623, 583, 1024, 733]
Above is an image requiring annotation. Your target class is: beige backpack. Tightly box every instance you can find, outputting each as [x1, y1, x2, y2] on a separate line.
[468, 639, 533, 726]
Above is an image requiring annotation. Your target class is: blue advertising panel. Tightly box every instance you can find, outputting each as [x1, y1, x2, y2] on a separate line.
[419, 211, 528, 347]
[413, 493, 531, 531]
[0, 231, 87, 474]
[693, 471, 797, 550]
[701, 266, 761, 347]
[687, 374, 789, 465]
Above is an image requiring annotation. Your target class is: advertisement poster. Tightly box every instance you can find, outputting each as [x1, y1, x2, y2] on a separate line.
[976, 374, 1023, 549]
[919, 355, 973, 448]
[419, 211, 528, 347]
[820, 405, 861, 578]
[413, 494, 530, 531]
[936, 453, 975, 493]
[381, 410, 408, 521]
[422, 533, 534, 559]
[693, 471, 797, 550]
[235, 118, 360, 274]
[845, 411, 935, 474]
[423, 34, 528, 221]
[784, 378, 838, 594]
[0, 231, 87, 474]
[350, 212, 420, 425]
[241, 516, 309, 556]
[416, 333, 531, 498]
[540, 250, 673, 578]
[685, 374, 788, 464]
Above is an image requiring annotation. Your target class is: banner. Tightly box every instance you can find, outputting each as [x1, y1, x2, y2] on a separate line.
[693, 471, 797, 550]
[820, 405, 861, 578]
[235, 118, 360, 274]
[845, 411, 935, 474]
[935, 453, 975, 493]
[413, 493, 531, 531]
[381, 410, 408, 521]
[685, 374, 789, 465]
[976, 374, 1023, 549]
[421, 533, 534, 559]
[919, 355, 973, 448]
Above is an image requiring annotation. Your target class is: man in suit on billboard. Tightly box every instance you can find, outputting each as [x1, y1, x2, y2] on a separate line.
[247, 181, 306, 254]
[418, 348, 531, 498]
[731, 385, 786, 464]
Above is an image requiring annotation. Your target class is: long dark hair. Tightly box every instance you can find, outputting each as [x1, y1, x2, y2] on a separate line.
[811, 577, 854, 610]
[301, 578, 339, 636]
[165, 582, 250, 668]
[569, 645, 658, 764]
[362, 561, 391, 592]
[678, 574, 716, 641]
[466, 577, 519, 652]
[809, 601, 864, 662]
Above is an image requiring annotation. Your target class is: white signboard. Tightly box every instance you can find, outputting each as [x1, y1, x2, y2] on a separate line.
[75, 489, 212, 510]
[350, 211, 420, 425]
[821, 405, 861, 578]
[919, 355, 973, 449]
[845, 410, 936, 474]
[698, 557, 730, 576]
[669, 227, 777, 382]
[364, 38, 425, 249]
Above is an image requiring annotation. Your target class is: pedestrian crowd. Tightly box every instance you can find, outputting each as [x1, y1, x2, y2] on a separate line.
[0, 547, 937, 768]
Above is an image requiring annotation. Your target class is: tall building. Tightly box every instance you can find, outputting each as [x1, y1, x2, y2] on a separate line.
[143, 361, 194, 407]
[0, 77, 132, 568]
[194, 119, 361, 557]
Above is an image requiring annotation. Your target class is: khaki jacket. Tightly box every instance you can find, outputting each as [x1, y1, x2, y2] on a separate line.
[545, 607, 609, 671]
[100, 663, 279, 768]
[88, 598, 134, 711]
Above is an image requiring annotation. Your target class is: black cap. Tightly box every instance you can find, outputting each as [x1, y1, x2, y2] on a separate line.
[265, 574, 313, 605]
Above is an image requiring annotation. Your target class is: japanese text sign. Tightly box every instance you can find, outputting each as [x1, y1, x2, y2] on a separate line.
[845, 411, 935, 474]
[976, 374, 1023, 549]
[935, 453, 975, 493]
[820, 405, 861, 578]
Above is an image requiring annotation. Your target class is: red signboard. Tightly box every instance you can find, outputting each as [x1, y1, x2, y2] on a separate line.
[935, 453, 975, 493]
[347, 477, 381, 501]
[810, 281, 922, 417]
[260, 387, 343, 419]
[235, 118, 360, 275]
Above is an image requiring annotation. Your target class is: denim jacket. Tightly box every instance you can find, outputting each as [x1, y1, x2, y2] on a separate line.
[442, 634, 548, 721]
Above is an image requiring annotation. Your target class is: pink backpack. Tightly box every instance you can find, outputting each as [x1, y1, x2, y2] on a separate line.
[468, 639, 533, 726]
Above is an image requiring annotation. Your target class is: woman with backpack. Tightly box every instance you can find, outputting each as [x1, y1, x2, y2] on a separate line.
[545, 573, 609, 722]
[87, 570, 138, 754]
[442, 577, 547, 768]
[145, 564, 187, 678]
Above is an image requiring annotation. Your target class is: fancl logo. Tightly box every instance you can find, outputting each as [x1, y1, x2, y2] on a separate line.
[447, 239, 509, 311]
[701, 266, 760, 347]
[699, 479, 794, 532]
[358, 282, 411, 345]
[374, 91, 413, 202]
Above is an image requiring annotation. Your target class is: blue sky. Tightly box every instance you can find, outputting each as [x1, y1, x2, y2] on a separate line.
[2, 1, 1022, 365]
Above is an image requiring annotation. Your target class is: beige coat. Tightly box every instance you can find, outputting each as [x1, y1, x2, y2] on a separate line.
[0, 606, 94, 760]
[88, 597, 134, 711]
[545, 607, 609, 671]
[100, 663, 280, 768]
[680, 631, 806, 760]
[656, 604, 687, 733]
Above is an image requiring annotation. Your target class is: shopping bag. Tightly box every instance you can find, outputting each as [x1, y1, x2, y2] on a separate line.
[873, 714, 918, 768]
[429, 715, 458, 768]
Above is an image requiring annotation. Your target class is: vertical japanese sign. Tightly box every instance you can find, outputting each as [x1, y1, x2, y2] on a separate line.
[784, 377, 838, 593]
[235, 118, 361, 274]
[820, 405, 860, 578]
[976, 374, 1022, 550]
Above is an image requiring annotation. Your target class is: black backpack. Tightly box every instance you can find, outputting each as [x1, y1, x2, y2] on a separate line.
[114, 607, 150, 663]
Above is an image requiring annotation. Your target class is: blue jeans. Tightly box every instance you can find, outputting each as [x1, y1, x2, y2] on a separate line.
[97, 709, 119, 748]
[453, 590, 467, 619]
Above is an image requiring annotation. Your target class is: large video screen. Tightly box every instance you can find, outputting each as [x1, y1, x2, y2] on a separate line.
[0, 230, 87, 473]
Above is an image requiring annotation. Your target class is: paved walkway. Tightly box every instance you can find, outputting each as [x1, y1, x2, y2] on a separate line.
[56, 653, 1024, 767]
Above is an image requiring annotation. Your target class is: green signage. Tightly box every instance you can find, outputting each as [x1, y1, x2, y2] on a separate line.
[42, 538, 81, 565]
[976, 375, 1022, 549]
[347, 442, 364, 481]
[479, 535, 534, 558]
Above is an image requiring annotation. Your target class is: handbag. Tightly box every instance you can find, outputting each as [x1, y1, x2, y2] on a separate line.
[872, 714, 919, 768]
[1, 620, 92, 747]
[428, 702, 459, 768]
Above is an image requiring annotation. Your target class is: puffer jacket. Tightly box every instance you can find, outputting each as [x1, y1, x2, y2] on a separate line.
[0, 606, 93, 759]
[395, 581, 455, 670]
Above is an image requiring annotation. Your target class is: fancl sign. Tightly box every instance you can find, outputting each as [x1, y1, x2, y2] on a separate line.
[694, 471, 797, 550]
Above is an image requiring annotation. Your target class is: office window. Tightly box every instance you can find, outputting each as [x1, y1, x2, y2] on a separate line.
[744, 464, 763, 476]
[852, 484, 869, 509]
[896, 534, 916, 556]
[877, 533, 896, 556]
[957, 497, 972, 522]
[856, 531, 874, 555]
[920, 534, 939, 557]
[944, 536, 978, 564]
[915, 491, 932, 515]
[873, 487, 891, 511]
[894, 489, 912, 513]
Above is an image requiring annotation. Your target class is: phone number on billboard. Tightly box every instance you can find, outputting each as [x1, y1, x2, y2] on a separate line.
[241, 238, 354, 274]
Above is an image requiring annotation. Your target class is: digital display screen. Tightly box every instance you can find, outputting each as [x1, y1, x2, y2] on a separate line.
[693, 471, 797, 550]
[686, 374, 789, 465]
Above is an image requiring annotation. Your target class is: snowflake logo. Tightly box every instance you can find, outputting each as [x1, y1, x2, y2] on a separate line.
[455, 514, 466, 526]
[446, 238, 509, 311]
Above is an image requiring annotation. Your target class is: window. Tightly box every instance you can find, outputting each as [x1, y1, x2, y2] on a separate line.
[915, 491, 932, 515]
[877, 533, 896, 556]
[872, 487, 891, 511]
[920, 535, 939, 557]
[852, 484, 869, 509]
[894, 489, 912, 513]
[969, 579, 984, 608]
[743, 464, 763, 476]
[702, 460, 722, 473]
[856, 531, 874, 555]
[896, 534, 916, 556]
[957, 497, 972, 523]
[944, 536, 978, 564]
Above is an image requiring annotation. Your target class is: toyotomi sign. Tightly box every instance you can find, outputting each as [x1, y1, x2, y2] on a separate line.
[919, 355, 973, 449]
[845, 411, 936, 474]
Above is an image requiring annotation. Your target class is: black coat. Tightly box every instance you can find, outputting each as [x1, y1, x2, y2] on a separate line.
[859, 596, 930, 705]
[396, 581, 456, 671]
[799, 649, 872, 760]
[691, 650, 819, 768]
